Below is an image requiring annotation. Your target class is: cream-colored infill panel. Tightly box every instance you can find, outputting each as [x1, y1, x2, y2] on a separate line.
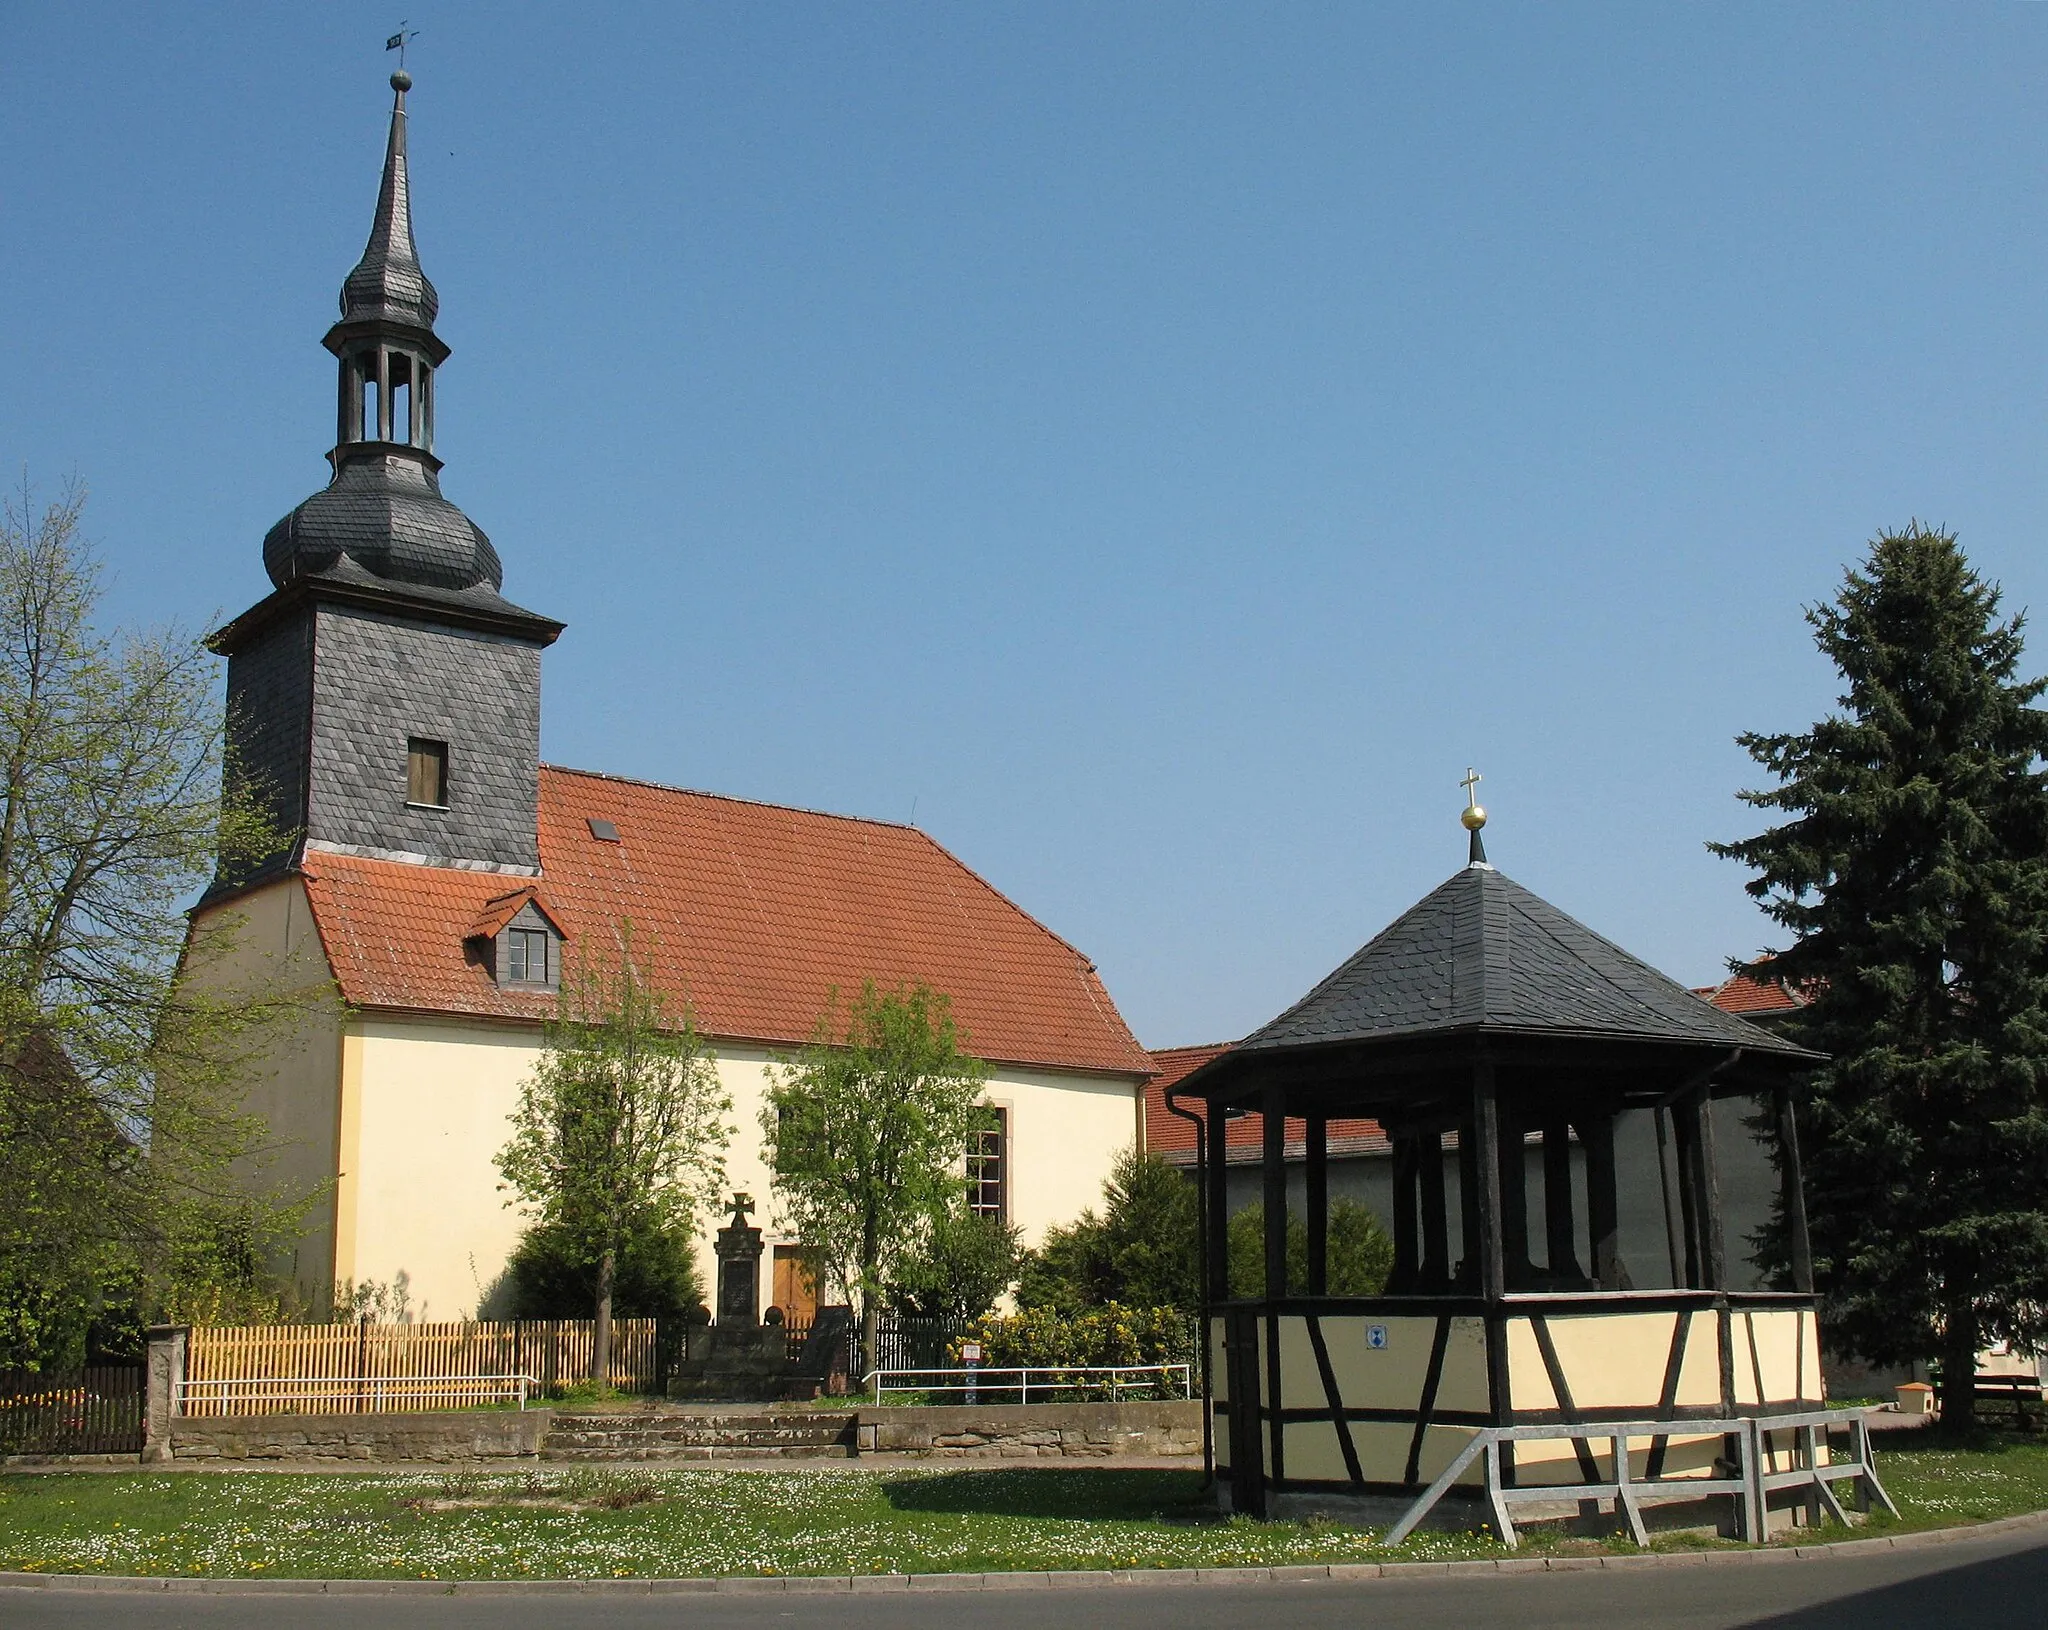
[1312, 1315, 1462, 1413]
[1745, 1310, 1807, 1403]
[1210, 1320, 1230, 1404]
[1676, 1312, 1724, 1407]
[1282, 1420, 1353, 1484]
[1803, 1313, 1825, 1402]
[1416, 1423, 1484, 1487]
[1504, 1320, 1556, 1414]
[1276, 1318, 1325, 1409]
[1542, 1311, 1681, 1411]
[1434, 1318, 1491, 1414]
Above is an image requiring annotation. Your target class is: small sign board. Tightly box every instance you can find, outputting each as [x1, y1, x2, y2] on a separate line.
[1366, 1324, 1389, 1350]
[959, 1342, 984, 1364]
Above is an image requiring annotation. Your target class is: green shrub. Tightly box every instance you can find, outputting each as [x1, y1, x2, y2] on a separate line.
[1015, 1149, 1199, 1315]
[1226, 1199, 1393, 1297]
[958, 1302, 1194, 1371]
[506, 1213, 704, 1321]
[888, 1207, 1023, 1320]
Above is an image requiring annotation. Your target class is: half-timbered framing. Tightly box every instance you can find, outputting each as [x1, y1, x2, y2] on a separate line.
[1171, 837, 1828, 1527]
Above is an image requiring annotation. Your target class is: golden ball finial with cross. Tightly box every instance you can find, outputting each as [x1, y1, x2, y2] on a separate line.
[1460, 767, 1487, 831]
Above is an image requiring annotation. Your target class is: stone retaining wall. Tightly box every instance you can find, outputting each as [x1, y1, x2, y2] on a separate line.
[857, 1401, 1201, 1458]
[169, 1409, 552, 1462]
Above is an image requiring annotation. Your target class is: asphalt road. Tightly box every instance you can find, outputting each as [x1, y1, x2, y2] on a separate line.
[5, 1528, 2044, 1630]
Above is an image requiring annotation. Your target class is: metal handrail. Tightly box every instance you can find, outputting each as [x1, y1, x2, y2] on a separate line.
[175, 1373, 543, 1412]
[1383, 1406, 1896, 1549]
[863, 1363, 1193, 1403]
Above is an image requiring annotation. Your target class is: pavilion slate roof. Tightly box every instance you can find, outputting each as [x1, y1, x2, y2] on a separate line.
[1235, 863, 1816, 1060]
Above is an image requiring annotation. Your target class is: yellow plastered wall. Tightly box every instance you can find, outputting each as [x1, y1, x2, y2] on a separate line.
[185, 880, 346, 1299]
[330, 1019, 1143, 1320]
[1255, 1315, 1487, 1485]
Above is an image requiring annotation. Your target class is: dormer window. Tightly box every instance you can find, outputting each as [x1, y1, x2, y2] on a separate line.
[486, 899, 560, 989]
[506, 927, 550, 985]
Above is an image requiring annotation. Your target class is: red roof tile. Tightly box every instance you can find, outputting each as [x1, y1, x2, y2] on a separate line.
[1693, 970, 1811, 1018]
[1142, 1043, 1386, 1161]
[294, 765, 1153, 1077]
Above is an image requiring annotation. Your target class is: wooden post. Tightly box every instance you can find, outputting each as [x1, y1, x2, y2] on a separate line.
[1391, 1127, 1420, 1293]
[1774, 1085, 1814, 1295]
[1262, 1087, 1289, 1301]
[1206, 1105, 1231, 1302]
[1672, 1102, 1702, 1289]
[1693, 1090, 1727, 1291]
[1471, 1064, 1505, 1301]
[1260, 1084, 1288, 1498]
[1582, 1112, 1621, 1289]
[1420, 1127, 1451, 1289]
[1542, 1117, 1582, 1282]
[1305, 1113, 1329, 1296]
[1496, 1091, 1528, 1287]
[1654, 1106, 1685, 1288]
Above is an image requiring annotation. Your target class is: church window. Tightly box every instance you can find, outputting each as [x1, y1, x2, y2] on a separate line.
[967, 1108, 1007, 1221]
[505, 927, 550, 986]
[406, 738, 448, 807]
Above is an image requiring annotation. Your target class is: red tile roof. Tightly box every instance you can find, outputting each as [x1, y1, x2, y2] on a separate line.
[1142, 1043, 1388, 1163]
[1693, 969, 1811, 1018]
[293, 765, 1153, 1078]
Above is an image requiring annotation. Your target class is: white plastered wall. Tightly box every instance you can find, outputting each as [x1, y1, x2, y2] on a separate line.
[335, 1018, 1145, 1320]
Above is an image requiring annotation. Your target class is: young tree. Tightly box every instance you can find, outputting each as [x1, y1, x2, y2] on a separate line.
[0, 481, 319, 1367]
[1712, 524, 2048, 1425]
[888, 1205, 1023, 1321]
[1017, 1148, 1201, 1314]
[496, 928, 731, 1384]
[761, 982, 990, 1375]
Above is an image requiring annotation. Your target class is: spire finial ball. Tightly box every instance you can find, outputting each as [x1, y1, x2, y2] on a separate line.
[390, 69, 412, 93]
[1461, 803, 1487, 832]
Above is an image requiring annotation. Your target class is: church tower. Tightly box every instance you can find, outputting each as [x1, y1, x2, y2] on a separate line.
[210, 70, 562, 892]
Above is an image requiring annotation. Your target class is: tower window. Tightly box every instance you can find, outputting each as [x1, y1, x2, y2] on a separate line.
[406, 738, 448, 807]
[967, 1108, 1007, 1222]
[505, 927, 550, 986]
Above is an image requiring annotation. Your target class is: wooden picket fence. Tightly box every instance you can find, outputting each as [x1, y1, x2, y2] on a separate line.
[181, 1320, 659, 1416]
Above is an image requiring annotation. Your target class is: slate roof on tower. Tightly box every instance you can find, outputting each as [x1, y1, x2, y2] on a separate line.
[294, 765, 1153, 1078]
[1230, 863, 1818, 1060]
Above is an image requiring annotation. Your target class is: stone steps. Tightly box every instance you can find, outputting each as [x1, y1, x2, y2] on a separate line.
[539, 1410, 859, 1461]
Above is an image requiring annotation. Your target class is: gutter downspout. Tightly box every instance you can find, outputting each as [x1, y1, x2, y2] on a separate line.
[1164, 1083, 1213, 1489]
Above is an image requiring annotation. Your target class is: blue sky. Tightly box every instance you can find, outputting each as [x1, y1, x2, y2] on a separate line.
[6, 4, 2048, 1048]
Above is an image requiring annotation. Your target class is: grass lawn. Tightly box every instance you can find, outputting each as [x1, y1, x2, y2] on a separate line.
[0, 1431, 2044, 1582]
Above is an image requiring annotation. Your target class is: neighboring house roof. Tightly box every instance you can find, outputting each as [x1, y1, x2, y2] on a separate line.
[1143, 1043, 1389, 1164]
[1694, 969, 1811, 1019]
[1230, 864, 1817, 1062]
[292, 763, 1152, 1078]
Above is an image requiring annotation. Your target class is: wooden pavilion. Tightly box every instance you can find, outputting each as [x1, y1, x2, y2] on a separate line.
[1167, 802, 1834, 1527]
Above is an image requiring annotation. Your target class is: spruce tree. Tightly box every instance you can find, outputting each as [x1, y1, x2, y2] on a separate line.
[1712, 524, 2048, 1424]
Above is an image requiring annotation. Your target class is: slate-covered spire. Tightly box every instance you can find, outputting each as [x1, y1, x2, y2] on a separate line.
[339, 69, 440, 331]
[259, 68, 518, 605]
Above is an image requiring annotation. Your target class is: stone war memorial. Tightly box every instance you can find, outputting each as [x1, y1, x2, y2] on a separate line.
[1168, 780, 1895, 1542]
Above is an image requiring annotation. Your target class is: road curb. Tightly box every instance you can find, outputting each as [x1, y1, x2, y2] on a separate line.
[3, 1506, 2045, 1596]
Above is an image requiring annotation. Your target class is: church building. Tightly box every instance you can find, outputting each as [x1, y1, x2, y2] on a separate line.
[198, 72, 1153, 1321]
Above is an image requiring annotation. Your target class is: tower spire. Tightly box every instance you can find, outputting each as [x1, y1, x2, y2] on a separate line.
[340, 69, 439, 331]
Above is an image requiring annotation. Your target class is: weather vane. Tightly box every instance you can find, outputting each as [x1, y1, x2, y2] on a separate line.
[1460, 766, 1489, 867]
[385, 23, 419, 72]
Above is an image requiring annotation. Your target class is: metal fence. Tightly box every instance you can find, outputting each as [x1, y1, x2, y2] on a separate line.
[0, 1365, 145, 1454]
[867, 1363, 1193, 1404]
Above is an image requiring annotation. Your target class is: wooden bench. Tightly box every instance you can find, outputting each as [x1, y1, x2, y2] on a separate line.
[1973, 1372, 2044, 1428]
